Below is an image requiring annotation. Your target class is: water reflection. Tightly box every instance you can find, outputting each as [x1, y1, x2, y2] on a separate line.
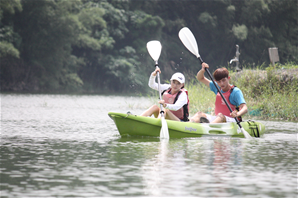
[137, 139, 238, 197]
[140, 139, 169, 196]
[1, 133, 297, 197]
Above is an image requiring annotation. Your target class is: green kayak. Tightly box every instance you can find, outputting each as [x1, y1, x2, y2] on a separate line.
[108, 112, 265, 138]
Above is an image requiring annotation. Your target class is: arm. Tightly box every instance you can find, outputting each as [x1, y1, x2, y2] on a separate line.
[230, 88, 248, 118]
[148, 74, 158, 90]
[197, 63, 211, 87]
[148, 67, 170, 91]
[230, 103, 248, 118]
[159, 91, 187, 111]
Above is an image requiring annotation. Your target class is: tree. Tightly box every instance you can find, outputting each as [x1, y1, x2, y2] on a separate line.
[267, 0, 298, 63]
[76, 0, 165, 93]
[0, 0, 22, 58]
[1, 0, 83, 91]
[1, 0, 297, 93]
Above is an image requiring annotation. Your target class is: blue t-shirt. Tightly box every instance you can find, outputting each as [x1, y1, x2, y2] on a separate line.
[209, 81, 246, 107]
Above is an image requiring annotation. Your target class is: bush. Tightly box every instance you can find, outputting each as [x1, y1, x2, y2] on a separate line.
[229, 63, 298, 121]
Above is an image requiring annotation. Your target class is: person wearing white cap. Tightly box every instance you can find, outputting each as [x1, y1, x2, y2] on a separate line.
[140, 67, 189, 121]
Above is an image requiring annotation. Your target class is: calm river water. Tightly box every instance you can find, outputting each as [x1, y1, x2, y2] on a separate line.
[1, 94, 297, 197]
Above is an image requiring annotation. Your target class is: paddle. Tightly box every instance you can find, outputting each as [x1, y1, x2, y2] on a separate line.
[146, 40, 170, 139]
[178, 27, 252, 139]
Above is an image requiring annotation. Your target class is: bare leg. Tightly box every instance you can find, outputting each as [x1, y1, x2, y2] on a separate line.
[140, 105, 160, 118]
[211, 113, 226, 123]
[189, 111, 207, 123]
[164, 109, 181, 121]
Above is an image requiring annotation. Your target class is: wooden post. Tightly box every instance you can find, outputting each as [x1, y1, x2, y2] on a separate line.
[268, 47, 279, 66]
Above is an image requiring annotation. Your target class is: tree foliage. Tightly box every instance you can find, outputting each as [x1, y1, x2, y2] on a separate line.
[0, 0, 297, 93]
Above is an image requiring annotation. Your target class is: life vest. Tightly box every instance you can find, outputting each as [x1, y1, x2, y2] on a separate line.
[162, 88, 189, 121]
[214, 85, 242, 121]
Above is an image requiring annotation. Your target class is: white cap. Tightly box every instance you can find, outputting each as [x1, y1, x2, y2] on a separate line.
[170, 72, 185, 84]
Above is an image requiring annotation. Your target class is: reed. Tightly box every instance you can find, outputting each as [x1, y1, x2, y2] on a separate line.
[186, 79, 215, 115]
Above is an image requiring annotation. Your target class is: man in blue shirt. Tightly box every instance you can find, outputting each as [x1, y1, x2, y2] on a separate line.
[189, 63, 248, 123]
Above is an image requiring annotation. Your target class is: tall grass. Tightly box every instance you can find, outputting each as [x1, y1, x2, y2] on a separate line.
[231, 63, 298, 121]
[186, 79, 215, 115]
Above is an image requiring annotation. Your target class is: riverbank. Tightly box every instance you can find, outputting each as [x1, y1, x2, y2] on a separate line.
[186, 63, 298, 122]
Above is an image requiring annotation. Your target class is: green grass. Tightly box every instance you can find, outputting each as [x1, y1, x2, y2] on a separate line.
[186, 79, 215, 115]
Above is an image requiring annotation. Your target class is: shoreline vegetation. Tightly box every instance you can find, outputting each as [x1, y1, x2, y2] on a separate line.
[1, 63, 297, 122]
[186, 63, 298, 122]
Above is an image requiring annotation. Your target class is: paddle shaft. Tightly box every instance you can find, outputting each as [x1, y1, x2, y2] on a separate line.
[197, 57, 243, 128]
[155, 64, 165, 115]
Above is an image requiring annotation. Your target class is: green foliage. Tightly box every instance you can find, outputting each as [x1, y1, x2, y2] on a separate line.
[0, 1, 22, 58]
[0, 0, 297, 95]
[0, 41, 19, 58]
[101, 1, 129, 40]
[103, 46, 144, 92]
[0, 0, 22, 18]
[73, 1, 153, 93]
[77, 34, 105, 50]
[78, 7, 106, 30]
[128, 10, 164, 53]
[232, 24, 248, 41]
[1, 0, 82, 91]
[229, 64, 298, 121]
[198, 12, 217, 28]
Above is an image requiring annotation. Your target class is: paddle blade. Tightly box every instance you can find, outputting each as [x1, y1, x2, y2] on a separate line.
[241, 127, 253, 139]
[146, 40, 162, 62]
[160, 117, 169, 139]
[178, 27, 200, 58]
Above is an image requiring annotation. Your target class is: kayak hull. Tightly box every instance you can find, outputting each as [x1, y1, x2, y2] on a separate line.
[108, 112, 265, 138]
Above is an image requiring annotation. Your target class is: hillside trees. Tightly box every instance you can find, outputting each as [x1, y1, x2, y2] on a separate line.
[74, 1, 164, 92]
[0, 0, 164, 93]
[1, 0, 83, 91]
[0, 0, 297, 93]
[0, 0, 22, 58]
[127, 0, 297, 74]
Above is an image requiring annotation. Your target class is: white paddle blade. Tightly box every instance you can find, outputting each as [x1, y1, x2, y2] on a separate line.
[160, 117, 169, 139]
[146, 40, 162, 61]
[178, 27, 200, 58]
[241, 128, 252, 139]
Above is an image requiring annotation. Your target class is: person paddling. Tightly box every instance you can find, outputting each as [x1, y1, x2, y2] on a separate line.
[190, 62, 248, 123]
[141, 67, 189, 121]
